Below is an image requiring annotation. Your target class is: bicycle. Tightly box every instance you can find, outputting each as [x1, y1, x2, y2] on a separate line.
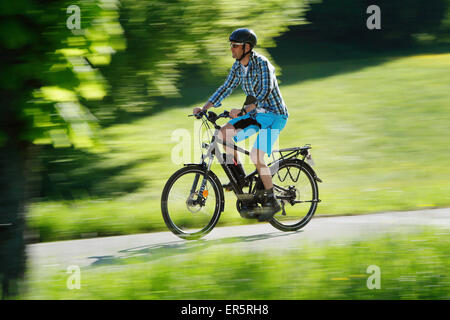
[161, 109, 322, 240]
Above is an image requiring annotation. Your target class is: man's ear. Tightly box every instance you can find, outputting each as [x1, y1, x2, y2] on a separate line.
[245, 43, 252, 52]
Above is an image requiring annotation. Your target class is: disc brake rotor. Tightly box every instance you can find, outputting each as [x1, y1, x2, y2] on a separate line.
[186, 189, 210, 213]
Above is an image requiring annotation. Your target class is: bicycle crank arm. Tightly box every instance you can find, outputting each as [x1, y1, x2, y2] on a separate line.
[291, 199, 321, 203]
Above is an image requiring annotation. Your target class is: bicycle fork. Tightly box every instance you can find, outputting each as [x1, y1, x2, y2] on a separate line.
[189, 139, 217, 205]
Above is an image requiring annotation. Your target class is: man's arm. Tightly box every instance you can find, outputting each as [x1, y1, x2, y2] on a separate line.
[202, 101, 214, 111]
[207, 65, 241, 108]
[193, 100, 214, 115]
[228, 103, 256, 118]
[239, 103, 256, 115]
[194, 66, 241, 115]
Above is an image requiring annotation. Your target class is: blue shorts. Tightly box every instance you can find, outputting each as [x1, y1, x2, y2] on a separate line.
[228, 112, 288, 155]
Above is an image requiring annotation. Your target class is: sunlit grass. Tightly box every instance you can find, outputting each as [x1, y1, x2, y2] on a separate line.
[22, 228, 450, 299]
[28, 51, 450, 241]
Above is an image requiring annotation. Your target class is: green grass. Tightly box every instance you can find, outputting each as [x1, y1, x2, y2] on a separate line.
[27, 49, 450, 242]
[21, 228, 450, 299]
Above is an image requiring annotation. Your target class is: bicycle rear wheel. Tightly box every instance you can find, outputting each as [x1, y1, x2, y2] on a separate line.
[270, 160, 319, 231]
[161, 166, 222, 240]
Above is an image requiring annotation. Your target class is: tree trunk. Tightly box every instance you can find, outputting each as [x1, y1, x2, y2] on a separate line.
[0, 102, 28, 299]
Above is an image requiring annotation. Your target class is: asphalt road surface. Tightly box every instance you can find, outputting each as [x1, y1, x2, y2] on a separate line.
[28, 208, 449, 271]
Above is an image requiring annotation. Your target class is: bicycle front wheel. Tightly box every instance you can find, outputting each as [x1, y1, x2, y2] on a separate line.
[161, 166, 222, 240]
[270, 160, 319, 232]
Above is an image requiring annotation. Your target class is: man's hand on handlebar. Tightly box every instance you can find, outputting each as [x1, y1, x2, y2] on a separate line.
[193, 101, 214, 116]
[190, 99, 233, 121]
[193, 107, 203, 115]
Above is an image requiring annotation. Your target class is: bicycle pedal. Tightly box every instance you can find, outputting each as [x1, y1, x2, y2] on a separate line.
[222, 183, 233, 192]
[236, 194, 255, 201]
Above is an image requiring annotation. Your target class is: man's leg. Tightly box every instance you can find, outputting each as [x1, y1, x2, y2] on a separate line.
[226, 114, 262, 166]
[250, 148, 272, 190]
[250, 146, 281, 221]
[251, 114, 287, 189]
[250, 127, 282, 221]
[219, 123, 250, 192]
[218, 123, 239, 164]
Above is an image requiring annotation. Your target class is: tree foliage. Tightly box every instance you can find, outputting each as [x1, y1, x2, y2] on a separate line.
[0, 0, 124, 298]
[0, 0, 125, 149]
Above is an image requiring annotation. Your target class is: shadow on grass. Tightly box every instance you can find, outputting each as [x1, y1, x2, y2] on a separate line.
[36, 145, 160, 200]
[87, 230, 303, 267]
[97, 64, 220, 128]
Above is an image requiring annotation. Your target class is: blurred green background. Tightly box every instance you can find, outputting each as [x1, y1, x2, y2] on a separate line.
[1, 0, 449, 299]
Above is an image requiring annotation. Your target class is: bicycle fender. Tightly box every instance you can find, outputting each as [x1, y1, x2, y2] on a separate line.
[183, 163, 206, 168]
[304, 162, 323, 183]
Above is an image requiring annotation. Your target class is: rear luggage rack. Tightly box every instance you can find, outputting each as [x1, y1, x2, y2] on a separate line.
[271, 144, 311, 162]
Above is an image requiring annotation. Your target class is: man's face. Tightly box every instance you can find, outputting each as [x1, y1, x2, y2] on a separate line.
[230, 42, 244, 59]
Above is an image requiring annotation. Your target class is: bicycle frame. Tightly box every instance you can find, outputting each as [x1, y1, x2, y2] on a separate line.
[195, 125, 248, 195]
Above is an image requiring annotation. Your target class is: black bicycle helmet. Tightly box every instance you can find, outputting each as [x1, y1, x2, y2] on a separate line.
[229, 28, 257, 48]
[229, 28, 257, 61]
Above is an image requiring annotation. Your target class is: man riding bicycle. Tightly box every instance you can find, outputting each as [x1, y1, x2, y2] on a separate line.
[193, 28, 289, 221]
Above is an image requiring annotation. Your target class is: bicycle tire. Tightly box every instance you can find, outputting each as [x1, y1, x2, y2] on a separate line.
[269, 159, 319, 231]
[161, 166, 222, 240]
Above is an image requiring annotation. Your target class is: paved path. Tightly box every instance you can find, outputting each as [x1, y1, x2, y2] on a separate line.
[27, 208, 450, 271]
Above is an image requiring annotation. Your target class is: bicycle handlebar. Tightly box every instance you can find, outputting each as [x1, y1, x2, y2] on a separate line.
[189, 109, 232, 123]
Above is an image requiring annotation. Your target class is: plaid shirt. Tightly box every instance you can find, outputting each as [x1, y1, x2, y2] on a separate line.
[208, 51, 288, 117]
